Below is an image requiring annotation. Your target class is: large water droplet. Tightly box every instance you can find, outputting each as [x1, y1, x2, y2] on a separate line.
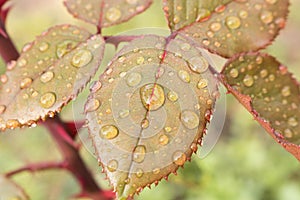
[180, 110, 199, 129]
[188, 57, 209, 73]
[107, 159, 118, 172]
[40, 92, 56, 108]
[133, 145, 146, 163]
[106, 7, 121, 22]
[140, 84, 165, 111]
[40, 71, 54, 83]
[178, 70, 190, 83]
[71, 49, 93, 68]
[100, 125, 119, 139]
[56, 40, 77, 58]
[172, 151, 186, 166]
[126, 72, 142, 87]
[159, 134, 169, 145]
[243, 75, 254, 87]
[225, 16, 241, 29]
[86, 99, 101, 112]
[20, 78, 33, 89]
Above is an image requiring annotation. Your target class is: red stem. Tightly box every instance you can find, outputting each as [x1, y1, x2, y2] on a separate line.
[0, 21, 18, 63]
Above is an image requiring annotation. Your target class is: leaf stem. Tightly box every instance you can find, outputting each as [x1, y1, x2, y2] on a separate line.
[0, 20, 19, 63]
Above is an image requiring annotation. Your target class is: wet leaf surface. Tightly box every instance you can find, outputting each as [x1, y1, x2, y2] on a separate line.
[164, 0, 289, 58]
[221, 53, 300, 160]
[0, 25, 105, 130]
[0, 175, 29, 200]
[64, 0, 153, 28]
[85, 35, 219, 199]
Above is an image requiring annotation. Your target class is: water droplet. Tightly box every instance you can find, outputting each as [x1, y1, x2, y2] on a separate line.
[229, 68, 239, 78]
[133, 145, 146, 163]
[126, 0, 137, 4]
[136, 56, 145, 65]
[256, 56, 263, 64]
[20, 77, 33, 89]
[178, 70, 190, 83]
[260, 69, 268, 78]
[56, 40, 77, 58]
[239, 10, 248, 19]
[119, 109, 130, 118]
[40, 71, 54, 83]
[0, 74, 8, 83]
[159, 134, 169, 145]
[40, 92, 56, 108]
[167, 91, 178, 102]
[260, 10, 274, 24]
[141, 118, 149, 129]
[265, 0, 277, 4]
[197, 79, 208, 89]
[106, 7, 121, 22]
[136, 168, 144, 178]
[284, 129, 293, 138]
[6, 119, 21, 129]
[225, 16, 241, 29]
[243, 75, 254, 87]
[0, 105, 6, 114]
[124, 178, 131, 184]
[39, 42, 49, 52]
[181, 43, 191, 51]
[100, 125, 119, 139]
[173, 15, 180, 24]
[71, 50, 93, 68]
[140, 84, 165, 111]
[152, 168, 160, 174]
[7, 60, 16, 70]
[18, 58, 27, 67]
[126, 72, 142, 87]
[190, 143, 198, 152]
[210, 22, 221, 32]
[107, 159, 118, 172]
[86, 99, 101, 112]
[90, 81, 102, 93]
[280, 86, 291, 97]
[180, 110, 199, 129]
[188, 57, 209, 73]
[288, 117, 298, 127]
[172, 151, 186, 166]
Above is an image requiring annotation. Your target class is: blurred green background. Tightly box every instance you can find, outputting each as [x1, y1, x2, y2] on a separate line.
[0, 0, 300, 199]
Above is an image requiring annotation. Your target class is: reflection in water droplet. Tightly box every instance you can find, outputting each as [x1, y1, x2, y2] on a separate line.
[40, 92, 56, 108]
[56, 40, 77, 58]
[86, 99, 101, 112]
[100, 125, 119, 139]
[126, 72, 142, 87]
[133, 145, 146, 163]
[20, 78, 33, 89]
[173, 151, 186, 166]
[140, 84, 165, 111]
[40, 71, 54, 83]
[178, 70, 190, 83]
[180, 110, 199, 129]
[159, 134, 169, 145]
[106, 7, 121, 22]
[39, 42, 49, 52]
[71, 50, 93, 68]
[243, 75, 254, 87]
[167, 91, 178, 102]
[107, 159, 118, 172]
[225, 16, 241, 29]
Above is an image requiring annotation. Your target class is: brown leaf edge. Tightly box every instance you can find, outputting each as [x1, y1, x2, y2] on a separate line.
[63, 0, 153, 28]
[219, 52, 300, 161]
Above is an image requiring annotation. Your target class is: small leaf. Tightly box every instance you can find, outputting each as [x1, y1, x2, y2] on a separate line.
[85, 35, 218, 199]
[165, 0, 289, 58]
[0, 25, 105, 131]
[221, 53, 300, 160]
[163, 0, 231, 31]
[64, 0, 153, 28]
[0, 175, 29, 200]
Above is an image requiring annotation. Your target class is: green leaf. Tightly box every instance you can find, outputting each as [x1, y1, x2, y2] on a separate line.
[85, 35, 218, 199]
[221, 53, 300, 161]
[64, 0, 153, 28]
[164, 0, 289, 58]
[163, 0, 231, 31]
[0, 25, 105, 131]
[0, 175, 29, 200]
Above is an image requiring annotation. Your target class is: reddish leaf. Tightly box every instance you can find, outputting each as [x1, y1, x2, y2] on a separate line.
[220, 53, 300, 161]
[0, 175, 29, 200]
[85, 35, 219, 199]
[163, 0, 231, 31]
[164, 0, 289, 58]
[0, 25, 105, 131]
[64, 0, 153, 28]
